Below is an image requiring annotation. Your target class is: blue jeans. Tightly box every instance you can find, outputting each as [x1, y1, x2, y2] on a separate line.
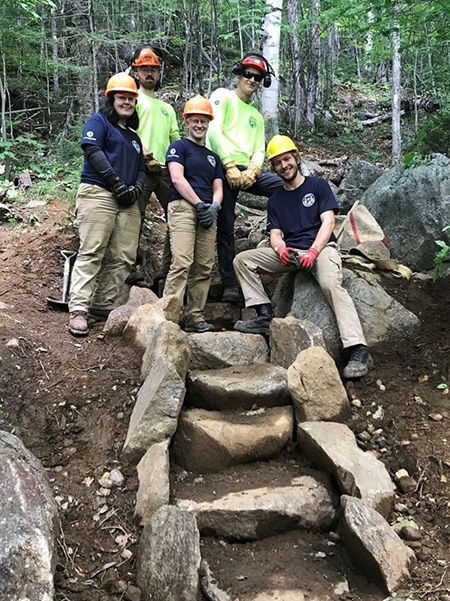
[217, 169, 284, 286]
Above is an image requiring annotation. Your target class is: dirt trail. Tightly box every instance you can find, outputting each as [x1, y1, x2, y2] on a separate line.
[0, 199, 449, 600]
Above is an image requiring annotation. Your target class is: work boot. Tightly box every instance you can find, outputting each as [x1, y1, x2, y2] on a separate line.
[87, 307, 111, 323]
[222, 285, 240, 304]
[68, 310, 89, 336]
[234, 303, 274, 335]
[150, 274, 166, 298]
[184, 320, 215, 333]
[342, 344, 369, 378]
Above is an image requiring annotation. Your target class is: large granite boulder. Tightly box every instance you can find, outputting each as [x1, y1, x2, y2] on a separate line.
[0, 432, 59, 601]
[186, 364, 291, 411]
[103, 286, 158, 336]
[297, 422, 395, 518]
[269, 316, 325, 368]
[137, 506, 201, 601]
[141, 320, 191, 381]
[361, 153, 450, 270]
[337, 160, 384, 214]
[189, 331, 269, 370]
[273, 269, 420, 356]
[340, 495, 415, 593]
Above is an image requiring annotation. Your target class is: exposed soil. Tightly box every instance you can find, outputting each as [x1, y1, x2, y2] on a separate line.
[0, 198, 450, 600]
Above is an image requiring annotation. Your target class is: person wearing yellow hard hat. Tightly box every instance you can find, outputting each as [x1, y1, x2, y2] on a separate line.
[68, 73, 145, 337]
[130, 45, 180, 292]
[163, 95, 223, 333]
[233, 134, 369, 379]
[206, 53, 284, 304]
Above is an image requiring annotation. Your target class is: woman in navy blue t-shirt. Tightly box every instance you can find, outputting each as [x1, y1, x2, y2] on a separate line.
[68, 73, 145, 336]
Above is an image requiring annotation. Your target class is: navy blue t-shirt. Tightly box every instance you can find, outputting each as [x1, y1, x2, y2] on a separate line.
[267, 177, 338, 248]
[166, 138, 223, 204]
[80, 113, 145, 191]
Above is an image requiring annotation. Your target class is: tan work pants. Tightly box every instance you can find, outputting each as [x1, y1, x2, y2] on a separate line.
[233, 244, 366, 349]
[138, 168, 171, 277]
[163, 200, 217, 326]
[69, 183, 141, 313]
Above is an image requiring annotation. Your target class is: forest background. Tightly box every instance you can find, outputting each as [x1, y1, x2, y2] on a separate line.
[0, 0, 449, 203]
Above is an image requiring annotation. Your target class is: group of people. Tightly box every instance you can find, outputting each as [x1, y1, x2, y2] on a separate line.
[67, 48, 369, 379]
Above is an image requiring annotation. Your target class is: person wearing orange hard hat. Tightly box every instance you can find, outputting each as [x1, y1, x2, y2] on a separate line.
[233, 134, 369, 380]
[206, 53, 284, 304]
[130, 45, 180, 292]
[68, 73, 145, 337]
[163, 95, 223, 333]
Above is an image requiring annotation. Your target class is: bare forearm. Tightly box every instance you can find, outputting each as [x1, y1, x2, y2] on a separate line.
[311, 216, 335, 252]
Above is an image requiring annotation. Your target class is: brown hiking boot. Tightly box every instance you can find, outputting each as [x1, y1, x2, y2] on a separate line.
[68, 311, 88, 336]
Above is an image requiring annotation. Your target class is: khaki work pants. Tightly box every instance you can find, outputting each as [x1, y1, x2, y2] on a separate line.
[233, 244, 366, 349]
[163, 200, 217, 326]
[69, 183, 141, 313]
[138, 168, 171, 277]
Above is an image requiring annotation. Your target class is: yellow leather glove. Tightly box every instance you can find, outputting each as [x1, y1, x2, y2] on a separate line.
[224, 160, 242, 190]
[240, 164, 262, 189]
[145, 152, 162, 173]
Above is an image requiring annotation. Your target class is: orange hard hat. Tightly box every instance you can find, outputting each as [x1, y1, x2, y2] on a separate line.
[104, 73, 138, 97]
[132, 48, 162, 68]
[241, 55, 267, 74]
[182, 95, 214, 120]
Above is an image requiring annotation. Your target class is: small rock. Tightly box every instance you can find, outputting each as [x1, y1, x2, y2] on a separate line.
[397, 476, 417, 494]
[400, 526, 422, 541]
[328, 531, 341, 543]
[366, 424, 375, 434]
[315, 551, 326, 558]
[98, 472, 113, 488]
[358, 431, 372, 442]
[6, 338, 20, 348]
[351, 398, 362, 408]
[98, 487, 111, 496]
[376, 379, 386, 392]
[125, 584, 142, 601]
[429, 413, 443, 422]
[394, 503, 409, 513]
[121, 549, 133, 560]
[395, 469, 410, 481]
[117, 412, 124, 420]
[354, 420, 368, 434]
[411, 433, 419, 440]
[53, 465, 63, 473]
[405, 540, 422, 550]
[109, 469, 124, 487]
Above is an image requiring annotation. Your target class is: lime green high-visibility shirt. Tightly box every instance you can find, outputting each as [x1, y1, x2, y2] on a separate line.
[136, 92, 180, 165]
[206, 88, 265, 168]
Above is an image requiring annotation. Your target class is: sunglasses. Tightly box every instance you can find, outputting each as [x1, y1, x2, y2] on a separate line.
[242, 70, 264, 83]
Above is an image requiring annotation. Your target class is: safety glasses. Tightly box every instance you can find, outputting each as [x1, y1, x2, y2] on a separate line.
[115, 94, 137, 103]
[242, 70, 264, 83]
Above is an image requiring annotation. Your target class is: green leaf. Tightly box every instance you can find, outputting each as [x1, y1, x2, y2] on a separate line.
[437, 383, 448, 390]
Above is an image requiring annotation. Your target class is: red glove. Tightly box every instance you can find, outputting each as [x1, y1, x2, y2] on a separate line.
[276, 246, 298, 267]
[299, 248, 319, 270]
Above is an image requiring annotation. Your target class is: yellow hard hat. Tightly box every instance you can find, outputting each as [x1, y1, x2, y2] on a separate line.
[267, 134, 298, 161]
[182, 95, 214, 120]
[104, 73, 138, 97]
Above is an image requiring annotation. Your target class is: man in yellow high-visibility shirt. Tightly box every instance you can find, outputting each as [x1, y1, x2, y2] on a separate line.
[207, 53, 283, 303]
[131, 46, 180, 292]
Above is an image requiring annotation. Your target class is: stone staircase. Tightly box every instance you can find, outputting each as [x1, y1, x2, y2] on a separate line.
[104, 290, 416, 601]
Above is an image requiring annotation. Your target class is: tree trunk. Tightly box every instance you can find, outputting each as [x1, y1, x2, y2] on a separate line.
[305, 0, 320, 127]
[261, 0, 284, 140]
[51, 4, 59, 95]
[324, 24, 338, 110]
[87, 0, 99, 112]
[287, 0, 306, 132]
[391, 2, 402, 165]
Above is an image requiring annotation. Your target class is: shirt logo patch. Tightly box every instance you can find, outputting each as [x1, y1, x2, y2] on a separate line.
[132, 140, 141, 153]
[85, 131, 94, 138]
[302, 193, 316, 207]
[214, 100, 220, 105]
[160, 106, 169, 117]
[207, 155, 216, 168]
[169, 148, 177, 155]
[249, 116, 257, 129]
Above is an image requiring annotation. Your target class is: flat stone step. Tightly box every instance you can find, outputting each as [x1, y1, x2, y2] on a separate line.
[201, 531, 382, 601]
[171, 407, 294, 473]
[188, 331, 269, 370]
[175, 472, 338, 541]
[186, 364, 291, 411]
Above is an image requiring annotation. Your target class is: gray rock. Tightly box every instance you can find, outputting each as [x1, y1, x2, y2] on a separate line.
[269, 316, 326, 368]
[301, 160, 325, 177]
[177, 476, 337, 540]
[361, 153, 450, 270]
[171, 406, 294, 473]
[104, 286, 158, 336]
[123, 295, 182, 351]
[203, 302, 241, 330]
[135, 441, 170, 526]
[186, 364, 291, 411]
[337, 160, 384, 214]
[297, 422, 395, 518]
[278, 268, 420, 356]
[339, 495, 415, 593]
[189, 331, 269, 370]
[200, 560, 231, 601]
[137, 506, 201, 601]
[123, 357, 186, 464]
[141, 320, 191, 381]
[287, 347, 350, 422]
[0, 432, 59, 601]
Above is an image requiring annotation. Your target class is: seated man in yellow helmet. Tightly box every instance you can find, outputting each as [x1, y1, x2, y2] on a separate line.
[233, 135, 369, 379]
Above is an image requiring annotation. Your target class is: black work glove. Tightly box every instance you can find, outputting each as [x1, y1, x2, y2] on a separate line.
[201, 201, 221, 229]
[111, 177, 134, 207]
[195, 201, 211, 226]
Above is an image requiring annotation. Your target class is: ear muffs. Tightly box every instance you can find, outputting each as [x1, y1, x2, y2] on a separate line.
[232, 53, 275, 88]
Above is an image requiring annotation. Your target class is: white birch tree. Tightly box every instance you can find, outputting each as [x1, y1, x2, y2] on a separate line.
[391, 1, 402, 164]
[261, 0, 283, 140]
